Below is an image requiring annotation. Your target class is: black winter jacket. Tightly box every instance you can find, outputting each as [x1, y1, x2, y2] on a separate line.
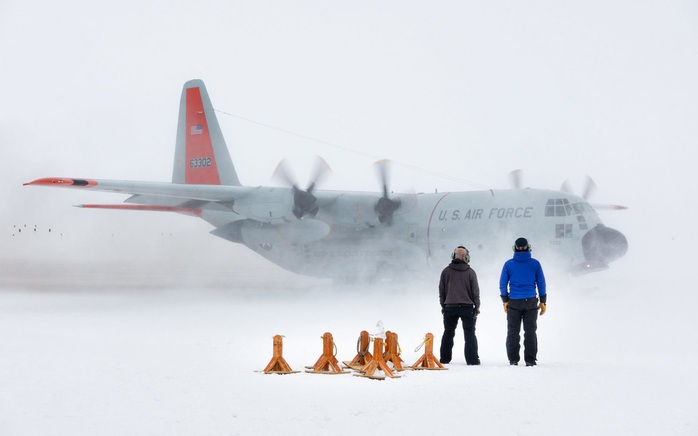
[439, 260, 480, 309]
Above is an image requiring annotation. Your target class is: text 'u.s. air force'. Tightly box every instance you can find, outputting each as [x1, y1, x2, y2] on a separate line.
[438, 207, 534, 221]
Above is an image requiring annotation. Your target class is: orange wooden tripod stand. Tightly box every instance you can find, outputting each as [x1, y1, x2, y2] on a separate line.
[263, 335, 300, 374]
[306, 332, 350, 374]
[383, 331, 406, 371]
[342, 330, 373, 370]
[355, 337, 400, 380]
[410, 333, 447, 370]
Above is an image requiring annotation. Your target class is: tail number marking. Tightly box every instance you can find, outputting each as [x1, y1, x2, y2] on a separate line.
[190, 157, 212, 168]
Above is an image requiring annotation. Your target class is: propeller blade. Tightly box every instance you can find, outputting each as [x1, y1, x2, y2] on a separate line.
[560, 180, 573, 194]
[509, 169, 523, 189]
[306, 156, 331, 194]
[272, 159, 298, 189]
[582, 175, 597, 200]
[374, 160, 390, 197]
[373, 160, 401, 225]
[591, 203, 628, 211]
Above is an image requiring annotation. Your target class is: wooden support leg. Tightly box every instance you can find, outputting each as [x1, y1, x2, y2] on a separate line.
[343, 330, 373, 370]
[410, 333, 447, 370]
[383, 331, 405, 371]
[307, 332, 349, 374]
[355, 337, 400, 380]
[263, 335, 299, 374]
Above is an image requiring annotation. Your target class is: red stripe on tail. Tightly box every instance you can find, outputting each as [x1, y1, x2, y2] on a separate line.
[185, 87, 221, 185]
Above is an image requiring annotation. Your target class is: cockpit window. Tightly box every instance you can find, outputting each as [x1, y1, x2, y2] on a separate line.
[547, 198, 594, 238]
[577, 215, 588, 230]
[546, 199, 594, 217]
[546, 199, 570, 216]
[556, 224, 573, 238]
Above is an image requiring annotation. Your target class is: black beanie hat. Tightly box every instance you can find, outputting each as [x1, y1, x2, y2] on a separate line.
[515, 237, 529, 250]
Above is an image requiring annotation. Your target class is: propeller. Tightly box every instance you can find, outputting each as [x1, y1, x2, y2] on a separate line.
[561, 175, 596, 200]
[560, 179, 573, 195]
[509, 169, 523, 189]
[373, 160, 402, 225]
[514, 170, 599, 201]
[560, 175, 627, 210]
[581, 175, 597, 201]
[513, 169, 626, 210]
[273, 156, 332, 219]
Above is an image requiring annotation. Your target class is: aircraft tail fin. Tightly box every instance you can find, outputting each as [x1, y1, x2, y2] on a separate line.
[173, 79, 241, 186]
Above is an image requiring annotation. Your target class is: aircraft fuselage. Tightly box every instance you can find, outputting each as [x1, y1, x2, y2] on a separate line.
[223, 188, 626, 280]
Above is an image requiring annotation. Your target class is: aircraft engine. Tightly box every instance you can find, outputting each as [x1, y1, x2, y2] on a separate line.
[273, 157, 331, 219]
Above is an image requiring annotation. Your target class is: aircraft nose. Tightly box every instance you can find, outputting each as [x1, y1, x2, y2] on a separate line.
[581, 224, 628, 268]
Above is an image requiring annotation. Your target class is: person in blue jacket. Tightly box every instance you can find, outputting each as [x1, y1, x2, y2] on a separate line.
[499, 237, 547, 366]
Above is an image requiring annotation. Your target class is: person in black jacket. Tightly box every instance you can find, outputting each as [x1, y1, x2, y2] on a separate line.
[439, 246, 481, 365]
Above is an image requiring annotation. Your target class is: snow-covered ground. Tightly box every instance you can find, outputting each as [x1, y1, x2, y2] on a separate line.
[1, 241, 695, 436]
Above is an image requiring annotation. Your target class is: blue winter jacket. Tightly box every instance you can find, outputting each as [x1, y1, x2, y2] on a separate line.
[499, 252, 547, 301]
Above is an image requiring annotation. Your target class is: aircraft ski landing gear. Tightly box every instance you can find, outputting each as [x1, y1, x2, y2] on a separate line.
[410, 333, 447, 370]
[262, 335, 300, 374]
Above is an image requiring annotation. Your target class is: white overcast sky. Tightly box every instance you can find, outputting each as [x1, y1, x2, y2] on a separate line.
[1, 0, 697, 262]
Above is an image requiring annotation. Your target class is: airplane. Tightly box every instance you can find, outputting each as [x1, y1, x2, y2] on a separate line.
[24, 79, 628, 281]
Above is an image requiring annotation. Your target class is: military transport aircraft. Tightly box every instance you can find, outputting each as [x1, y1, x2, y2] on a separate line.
[24, 79, 628, 280]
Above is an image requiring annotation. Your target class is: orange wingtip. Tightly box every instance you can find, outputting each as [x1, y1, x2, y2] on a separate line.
[24, 178, 98, 187]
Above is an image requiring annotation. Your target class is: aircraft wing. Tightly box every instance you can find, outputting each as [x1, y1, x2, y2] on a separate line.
[24, 177, 253, 202]
[23, 176, 348, 226]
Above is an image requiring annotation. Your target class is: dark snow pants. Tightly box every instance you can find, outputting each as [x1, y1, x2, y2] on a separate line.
[440, 305, 479, 364]
[506, 297, 539, 364]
